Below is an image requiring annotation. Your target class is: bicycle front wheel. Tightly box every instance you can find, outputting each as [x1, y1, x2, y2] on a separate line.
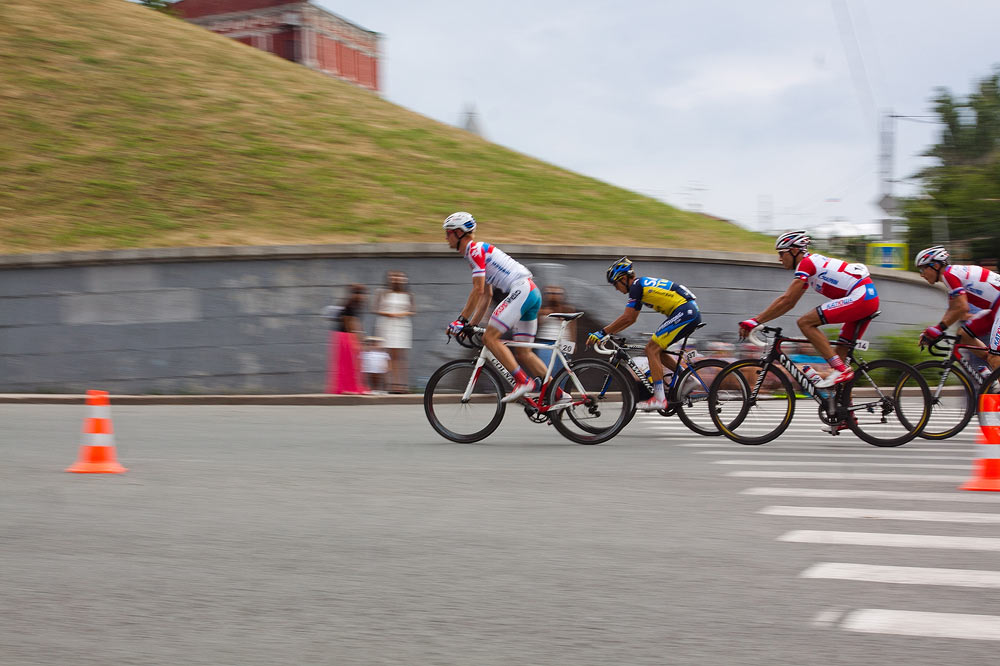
[424, 359, 506, 443]
[845, 359, 931, 447]
[673, 359, 735, 436]
[708, 360, 794, 445]
[914, 360, 976, 440]
[547, 359, 634, 444]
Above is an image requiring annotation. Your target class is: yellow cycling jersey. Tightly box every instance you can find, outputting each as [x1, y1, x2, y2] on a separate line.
[627, 276, 696, 316]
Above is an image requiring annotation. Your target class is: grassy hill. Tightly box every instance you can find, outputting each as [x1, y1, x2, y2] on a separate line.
[0, 0, 774, 254]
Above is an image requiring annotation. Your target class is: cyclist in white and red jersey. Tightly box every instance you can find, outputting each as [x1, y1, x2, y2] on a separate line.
[914, 245, 1000, 374]
[737, 230, 880, 388]
[443, 212, 561, 405]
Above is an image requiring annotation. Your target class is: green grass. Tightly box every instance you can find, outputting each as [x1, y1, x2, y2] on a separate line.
[0, 0, 776, 254]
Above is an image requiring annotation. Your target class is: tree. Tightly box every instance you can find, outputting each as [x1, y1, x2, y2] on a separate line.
[904, 69, 1000, 264]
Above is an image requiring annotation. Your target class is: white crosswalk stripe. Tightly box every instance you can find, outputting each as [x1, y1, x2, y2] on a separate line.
[761, 505, 1000, 524]
[780, 530, 1000, 551]
[727, 471, 967, 481]
[840, 609, 1000, 641]
[742, 487, 1000, 503]
[716, 460, 969, 469]
[698, 451, 969, 460]
[801, 562, 1000, 588]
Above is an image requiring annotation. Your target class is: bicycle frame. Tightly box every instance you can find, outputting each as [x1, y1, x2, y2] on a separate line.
[459, 317, 587, 412]
[746, 326, 880, 416]
[600, 337, 700, 397]
[926, 334, 993, 392]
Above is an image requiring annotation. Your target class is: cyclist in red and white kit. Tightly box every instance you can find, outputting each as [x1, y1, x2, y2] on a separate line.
[738, 230, 880, 388]
[914, 245, 1000, 375]
[443, 212, 559, 405]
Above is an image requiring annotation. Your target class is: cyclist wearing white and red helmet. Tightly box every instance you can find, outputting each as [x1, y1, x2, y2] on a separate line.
[915, 245, 1000, 374]
[737, 230, 880, 388]
[443, 212, 557, 405]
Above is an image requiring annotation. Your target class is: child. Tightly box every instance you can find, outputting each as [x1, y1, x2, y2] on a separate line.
[360, 336, 391, 394]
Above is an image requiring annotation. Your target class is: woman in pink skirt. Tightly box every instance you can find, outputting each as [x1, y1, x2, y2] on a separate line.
[327, 284, 369, 394]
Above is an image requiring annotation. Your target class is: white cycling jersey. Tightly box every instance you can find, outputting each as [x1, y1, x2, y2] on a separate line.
[941, 265, 1000, 312]
[464, 241, 532, 293]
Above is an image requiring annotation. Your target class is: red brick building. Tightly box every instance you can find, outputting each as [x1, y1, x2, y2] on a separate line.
[173, 0, 381, 92]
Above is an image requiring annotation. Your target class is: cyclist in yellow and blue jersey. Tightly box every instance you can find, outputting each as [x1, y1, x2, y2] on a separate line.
[587, 257, 701, 411]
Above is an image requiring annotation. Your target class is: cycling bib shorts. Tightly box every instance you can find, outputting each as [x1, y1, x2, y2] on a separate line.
[963, 299, 1000, 351]
[489, 278, 542, 340]
[816, 278, 879, 342]
[652, 301, 702, 349]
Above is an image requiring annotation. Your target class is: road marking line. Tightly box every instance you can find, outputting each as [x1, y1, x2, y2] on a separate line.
[802, 562, 1000, 588]
[840, 609, 1000, 640]
[716, 460, 968, 469]
[728, 471, 967, 481]
[742, 487, 1000, 503]
[762, 505, 1000, 523]
[699, 451, 968, 460]
[779, 530, 1000, 551]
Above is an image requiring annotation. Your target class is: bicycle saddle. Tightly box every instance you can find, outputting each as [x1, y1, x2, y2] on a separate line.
[546, 312, 585, 321]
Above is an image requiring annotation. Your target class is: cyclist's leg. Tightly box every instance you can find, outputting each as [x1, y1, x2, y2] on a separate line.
[643, 304, 700, 407]
[963, 301, 1000, 372]
[483, 284, 527, 376]
[510, 281, 546, 379]
[806, 283, 879, 386]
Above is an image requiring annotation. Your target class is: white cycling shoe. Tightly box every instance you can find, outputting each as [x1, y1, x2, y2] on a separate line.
[637, 396, 668, 412]
[815, 368, 854, 389]
[503, 380, 534, 403]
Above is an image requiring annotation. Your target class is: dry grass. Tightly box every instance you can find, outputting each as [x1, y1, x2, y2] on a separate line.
[0, 0, 774, 254]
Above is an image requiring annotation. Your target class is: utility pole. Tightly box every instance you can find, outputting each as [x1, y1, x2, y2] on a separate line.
[877, 109, 899, 240]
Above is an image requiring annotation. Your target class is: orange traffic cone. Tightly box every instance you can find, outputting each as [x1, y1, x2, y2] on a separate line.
[66, 390, 127, 474]
[961, 394, 1000, 491]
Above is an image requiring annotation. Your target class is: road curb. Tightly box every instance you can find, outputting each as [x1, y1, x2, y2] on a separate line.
[0, 393, 425, 405]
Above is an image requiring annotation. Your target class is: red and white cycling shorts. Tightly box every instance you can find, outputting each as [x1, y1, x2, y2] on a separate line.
[816, 277, 880, 342]
[963, 299, 1000, 351]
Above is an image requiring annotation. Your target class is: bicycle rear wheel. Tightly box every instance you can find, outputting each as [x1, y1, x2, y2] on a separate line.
[424, 359, 506, 443]
[913, 360, 976, 440]
[708, 360, 794, 445]
[845, 358, 931, 447]
[674, 359, 740, 436]
[547, 359, 634, 444]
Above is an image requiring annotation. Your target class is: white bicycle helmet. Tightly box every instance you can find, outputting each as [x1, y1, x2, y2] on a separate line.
[443, 211, 476, 232]
[914, 245, 949, 268]
[775, 230, 810, 250]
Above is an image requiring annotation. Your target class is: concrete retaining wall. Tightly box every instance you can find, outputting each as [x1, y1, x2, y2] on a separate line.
[0, 244, 944, 393]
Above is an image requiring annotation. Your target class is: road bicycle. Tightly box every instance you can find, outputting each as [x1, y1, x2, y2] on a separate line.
[591, 325, 742, 436]
[916, 334, 1000, 440]
[706, 316, 931, 447]
[423, 312, 634, 444]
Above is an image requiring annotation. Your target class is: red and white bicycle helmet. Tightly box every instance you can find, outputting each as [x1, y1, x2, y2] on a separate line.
[914, 245, 949, 268]
[775, 230, 810, 251]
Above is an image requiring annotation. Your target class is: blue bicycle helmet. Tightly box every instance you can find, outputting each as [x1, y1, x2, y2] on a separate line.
[606, 256, 634, 284]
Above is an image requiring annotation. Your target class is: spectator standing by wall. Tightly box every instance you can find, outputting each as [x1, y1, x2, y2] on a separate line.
[374, 271, 414, 393]
[327, 284, 369, 394]
[536, 285, 575, 376]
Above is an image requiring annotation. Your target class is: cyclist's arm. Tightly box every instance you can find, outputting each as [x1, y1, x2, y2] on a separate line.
[462, 275, 491, 324]
[602, 306, 640, 335]
[754, 279, 807, 323]
[940, 292, 970, 328]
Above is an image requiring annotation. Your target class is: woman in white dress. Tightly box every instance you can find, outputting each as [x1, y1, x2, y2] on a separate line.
[374, 271, 415, 393]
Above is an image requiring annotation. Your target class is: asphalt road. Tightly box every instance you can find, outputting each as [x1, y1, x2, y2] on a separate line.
[1, 403, 997, 665]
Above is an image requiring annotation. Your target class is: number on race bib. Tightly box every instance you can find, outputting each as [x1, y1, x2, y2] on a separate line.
[684, 349, 698, 362]
[854, 339, 869, 351]
[559, 341, 576, 355]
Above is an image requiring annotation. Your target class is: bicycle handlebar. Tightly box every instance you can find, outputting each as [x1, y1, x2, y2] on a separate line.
[448, 326, 486, 349]
[746, 325, 769, 348]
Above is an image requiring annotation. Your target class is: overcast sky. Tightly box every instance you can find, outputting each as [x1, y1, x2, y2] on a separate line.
[316, 0, 1000, 238]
